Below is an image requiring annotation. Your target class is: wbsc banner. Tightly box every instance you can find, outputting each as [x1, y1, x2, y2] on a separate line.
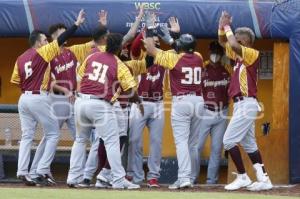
[0, 0, 275, 38]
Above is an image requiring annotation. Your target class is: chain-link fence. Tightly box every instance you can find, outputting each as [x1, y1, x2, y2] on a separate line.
[0, 104, 75, 181]
[0, 105, 74, 148]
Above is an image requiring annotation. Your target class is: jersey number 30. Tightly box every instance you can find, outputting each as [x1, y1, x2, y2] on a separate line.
[181, 67, 201, 84]
[88, 61, 109, 83]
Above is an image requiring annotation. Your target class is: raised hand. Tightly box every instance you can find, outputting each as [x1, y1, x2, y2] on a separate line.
[98, 10, 108, 26]
[168, 17, 180, 33]
[144, 11, 157, 28]
[219, 11, 232, 29]
[137, 5, 144, 20]
[157, 25, 174, 45]
[75, 9, 86, 26]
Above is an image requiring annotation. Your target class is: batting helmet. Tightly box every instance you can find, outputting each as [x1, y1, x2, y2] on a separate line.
[175, 34, 196, 53]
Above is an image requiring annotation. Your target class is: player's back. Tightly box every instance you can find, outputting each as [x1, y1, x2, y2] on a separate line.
[17, 48, 50, 92]
[79, 52, 119, 101]
[169, 52, 203, 96]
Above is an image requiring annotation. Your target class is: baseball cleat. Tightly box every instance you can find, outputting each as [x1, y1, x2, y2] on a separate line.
[224, 172, 252, 191]
[112, 179, 140, 190]
[168, 179, 192, 190]
[97, 169, 112, 184]
[32, 175, 48, 187]
[247, 178, 273, 191]
[67, 183, 79, 188]
[147, 178, 160, 188]
[95, 179, 111, 188]
[17, 175, 36, 186]
[78, 179, 92, 188]
[246, 163, 273, 191]
[44, 174, 56, 186]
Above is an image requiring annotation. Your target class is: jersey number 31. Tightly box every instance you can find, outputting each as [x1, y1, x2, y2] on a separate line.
[88, 61, 109, 84]
[181, 67, 201, 84]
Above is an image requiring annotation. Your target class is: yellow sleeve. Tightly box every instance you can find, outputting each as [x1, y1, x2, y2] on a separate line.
[10, 62, 20, 84]
[125, 59, 147, 77]
[225, 42, 237, 60]
[111, 87, 122, 103]
[224, 64, 234, 75]
[68, 42, 93, 64]
[117, 61, 137, 91]
[203, 60, 210, 68]
[77, 55, 91, 81]
[36, 40, 60, 63]
[154, 50, 180, 69]
[241, 46, 259, 66]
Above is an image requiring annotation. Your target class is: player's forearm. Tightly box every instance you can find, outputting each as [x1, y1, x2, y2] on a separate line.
[218, 29, 227, 48]
[51, 82, 69, 94]
[57, 25, 78, 46]
[145, 38, 157, 57]
[224, 25, 242, 56]
[122, 15, 143, 46]
[130, 31, 144, 58]
[144, 28, 158, 57]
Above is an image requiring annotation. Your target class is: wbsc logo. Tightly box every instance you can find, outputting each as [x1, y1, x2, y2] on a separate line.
[134, 2, 161, 10]
[125, 2, 164, 28]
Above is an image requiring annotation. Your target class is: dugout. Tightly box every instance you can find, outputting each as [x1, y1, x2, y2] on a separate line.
[0, 0, 299, 184]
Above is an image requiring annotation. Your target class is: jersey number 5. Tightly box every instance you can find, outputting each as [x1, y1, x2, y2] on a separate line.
[181, 67, 201, 84]
[24, 61, 33, 79]
[88, 61, 109, 83]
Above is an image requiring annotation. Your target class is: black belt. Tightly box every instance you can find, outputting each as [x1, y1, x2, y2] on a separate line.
[204, 105, 228, 112]
[54, 91, 76, 96]
[233, 96, 256, 103]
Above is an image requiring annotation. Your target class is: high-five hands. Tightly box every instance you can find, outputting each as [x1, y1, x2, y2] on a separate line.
[98, 10, 108, 26]
[75, 9, 86, 26]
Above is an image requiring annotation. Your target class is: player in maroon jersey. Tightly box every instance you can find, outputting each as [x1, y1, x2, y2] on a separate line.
[144, 13, 204, 189]
[67, 33, 144, 189]
[192, 41, 230, 184]
[218, 11, 272, 191]
[10, 9, 86, 186]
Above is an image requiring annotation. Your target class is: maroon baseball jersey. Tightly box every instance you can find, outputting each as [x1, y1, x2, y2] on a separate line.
[50, 48, 78, 91]
[89, 45, 106, 55]
[78, 52, 136, 102]
[154, 50, 203, 96]
[202, 62, 230, 108]
[138, 65, 165, 101]
[10, 41, 60, 92]
[225, 43, 259, 98]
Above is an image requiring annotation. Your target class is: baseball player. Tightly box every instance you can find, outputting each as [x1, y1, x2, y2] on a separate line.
[218, 11, 272, 191]
[125, 30, 165, 188]
[192, 41, 230, 184]
[144, 22, 204, 189]
[77, 9, 145, 188]
[10, 9, 85, 186]
[28, 23, 95, 185]
[74, 28, 108, 188]
[67, 33, 144, 189]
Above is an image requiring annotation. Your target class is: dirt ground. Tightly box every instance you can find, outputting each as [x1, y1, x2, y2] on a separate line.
[0, 182, 299, 197]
